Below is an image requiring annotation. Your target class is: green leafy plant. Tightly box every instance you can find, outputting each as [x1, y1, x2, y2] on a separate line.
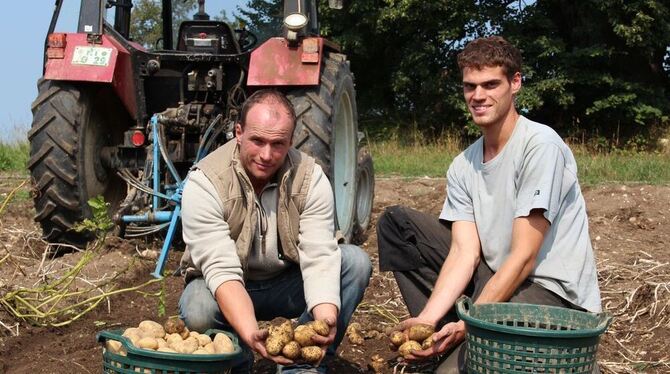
[73, 195, 114, 236]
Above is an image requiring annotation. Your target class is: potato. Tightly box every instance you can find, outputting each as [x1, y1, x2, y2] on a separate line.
[389, 330, 407, 347]
[180, 326, 191, 340]
[156, 338, 168, 349]
[166, 333, 183, 347]
[123, 327, 144, 338]
[369, 354, 386, 373]
[269, 320, 294, 339]
[194, 333, 212, 347]
[122, 331, 142, 347]
[293, 325, 317, 347]
[348, 331, 364, 345]
[407, 324, 434, 342]
[213, 332, 235, 354]
[281, 341, 301, 360]
[308, 320, 329, 336]
[164, 317, 186, 334]
[173, 337, 198, 354]
[203, 342, 216, 354]
[398, 340, 422, 359]
[139, 320, 166, 339]
[193, 348, 210, 355]
[157, 347, 177, 353]
[265, 334, 287, 356]
[300, 346, 323, 364]
[346, 323, 364, 345]
[421, 336, 434, 350]
[137, 337, 159, 350]
[106, 340, 123, 355]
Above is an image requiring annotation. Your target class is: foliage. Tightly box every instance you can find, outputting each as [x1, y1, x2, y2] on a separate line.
[236, 0, 283, 43]
[73, 196, 115, 237]
[239, 0, 669, 145]
[0, 141, 29, 171]
[129, 0, 198, 48]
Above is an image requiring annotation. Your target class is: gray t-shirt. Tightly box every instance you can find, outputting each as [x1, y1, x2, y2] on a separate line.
[440, 116, 601, 312]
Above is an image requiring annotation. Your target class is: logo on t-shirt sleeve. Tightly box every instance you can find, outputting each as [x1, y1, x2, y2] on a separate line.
[534, 189, 541, 196]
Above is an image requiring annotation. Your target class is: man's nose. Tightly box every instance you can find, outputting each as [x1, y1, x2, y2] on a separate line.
[473, 85, 486, 100]
[259, 145, 272, 160]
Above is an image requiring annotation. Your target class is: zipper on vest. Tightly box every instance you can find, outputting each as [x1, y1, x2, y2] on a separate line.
[255, 198, 268, 255]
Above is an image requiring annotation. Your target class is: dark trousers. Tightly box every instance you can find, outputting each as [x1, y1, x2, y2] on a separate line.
[376, 206, 585, 373]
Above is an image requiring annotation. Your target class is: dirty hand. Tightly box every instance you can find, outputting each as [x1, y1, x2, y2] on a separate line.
[245, 328, 294, 365]
[406, 320, 466, 360]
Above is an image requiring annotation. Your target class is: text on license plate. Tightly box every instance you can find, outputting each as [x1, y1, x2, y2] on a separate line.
[71, 46, 113, 66]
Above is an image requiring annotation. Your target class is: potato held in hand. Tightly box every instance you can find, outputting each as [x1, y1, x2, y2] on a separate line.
[398, 340, 422, 359]
[300, 346, 323, 364]
[293, 325, 317, 347]
[408, 324, 434, 342]
[308, 320, 329, 336]
[281, 341, 301, 360]
[389, 330, 406, 347]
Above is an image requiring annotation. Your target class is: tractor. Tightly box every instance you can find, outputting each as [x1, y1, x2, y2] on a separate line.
[29, 0, 374, 274]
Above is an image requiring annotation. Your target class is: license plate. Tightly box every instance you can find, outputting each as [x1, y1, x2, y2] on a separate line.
[71, 46, 113, 66]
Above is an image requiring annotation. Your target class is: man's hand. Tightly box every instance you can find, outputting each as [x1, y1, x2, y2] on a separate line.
[242, 328, 294, 365]
[402, 320, 466, 361]
[311, 303, 337, 346]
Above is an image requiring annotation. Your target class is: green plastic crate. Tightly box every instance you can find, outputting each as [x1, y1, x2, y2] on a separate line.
[455, 296, 612, 373]
[97, 329, 242, 374]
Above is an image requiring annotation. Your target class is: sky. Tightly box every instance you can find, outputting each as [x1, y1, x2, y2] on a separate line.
[0, 0, 246, 142]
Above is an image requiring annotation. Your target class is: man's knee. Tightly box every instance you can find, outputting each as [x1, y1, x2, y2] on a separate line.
[340, 244, 372, 286]
[179, 278, 221, 332]
[376, 205, 412, 254]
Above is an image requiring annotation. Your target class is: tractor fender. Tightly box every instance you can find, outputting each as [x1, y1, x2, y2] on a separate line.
[248, 37, 340, 86]
[44, 33, 139, 119]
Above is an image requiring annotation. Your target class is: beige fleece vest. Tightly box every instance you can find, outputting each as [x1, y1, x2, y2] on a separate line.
[180, 140, 316, 282]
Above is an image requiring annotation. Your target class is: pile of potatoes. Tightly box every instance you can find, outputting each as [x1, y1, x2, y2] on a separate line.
[264, 320, 329, 364]
[105, 317, 236, 356]
[389, 323, 435, 359]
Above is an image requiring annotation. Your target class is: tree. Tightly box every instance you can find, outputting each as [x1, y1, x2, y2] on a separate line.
[130, 0, 198, 48]
[509, 0, 670, 144]
[236, 0, 283, 44]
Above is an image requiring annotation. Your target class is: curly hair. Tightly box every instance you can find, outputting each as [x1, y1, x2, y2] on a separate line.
[457, 36, 522, 80]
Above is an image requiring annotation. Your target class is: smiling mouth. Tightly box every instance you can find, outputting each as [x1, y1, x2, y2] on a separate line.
[471, 105, 490, 114]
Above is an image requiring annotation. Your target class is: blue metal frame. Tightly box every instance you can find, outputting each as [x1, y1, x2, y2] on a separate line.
[120, 115, 186, 279]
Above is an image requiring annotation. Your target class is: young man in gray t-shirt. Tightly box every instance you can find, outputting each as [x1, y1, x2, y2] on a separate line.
[376, 36, 601, 372]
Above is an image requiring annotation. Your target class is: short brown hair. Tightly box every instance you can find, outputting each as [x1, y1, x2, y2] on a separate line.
[239, 89, 296, 129]
[457, 36, 522, 80]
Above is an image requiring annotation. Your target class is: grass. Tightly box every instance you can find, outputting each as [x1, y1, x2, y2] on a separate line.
[1, 134, 669, 186]
[0, 141, 29, 172]
[369, 137, 670, 185]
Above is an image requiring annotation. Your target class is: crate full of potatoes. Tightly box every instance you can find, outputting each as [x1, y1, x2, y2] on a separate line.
[97, 317, 241, 374]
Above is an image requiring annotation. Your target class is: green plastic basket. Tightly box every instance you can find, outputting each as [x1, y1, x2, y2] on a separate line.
[97, 329, 242, 374]
[455, 296, 612, 374]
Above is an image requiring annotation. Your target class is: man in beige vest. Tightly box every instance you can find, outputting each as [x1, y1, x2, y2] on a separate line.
[178, 89, 372, 373]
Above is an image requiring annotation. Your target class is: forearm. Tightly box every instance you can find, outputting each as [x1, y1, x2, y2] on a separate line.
[476, 211, 548, 304]
[420, 248, 479, 324]
[214, 280, 258, 344]
[419, 221, 481, 325]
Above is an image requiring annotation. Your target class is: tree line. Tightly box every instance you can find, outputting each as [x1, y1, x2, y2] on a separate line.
[131, 0, 670, 148]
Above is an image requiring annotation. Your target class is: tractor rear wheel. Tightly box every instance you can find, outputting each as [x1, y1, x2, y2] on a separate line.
[354, 147, 374, 241]
[28, 79, 127, 250]
[288, 52, 373, 242]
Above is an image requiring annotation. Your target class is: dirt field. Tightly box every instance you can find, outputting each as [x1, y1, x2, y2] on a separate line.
[0, 175, 668, 373]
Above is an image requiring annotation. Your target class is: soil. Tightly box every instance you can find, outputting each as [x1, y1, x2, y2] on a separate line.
[0, 175, 668, 373]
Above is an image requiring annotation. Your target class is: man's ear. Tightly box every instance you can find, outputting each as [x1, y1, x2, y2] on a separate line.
[511, 72, 522, 94]
[235, 123, 243, 144]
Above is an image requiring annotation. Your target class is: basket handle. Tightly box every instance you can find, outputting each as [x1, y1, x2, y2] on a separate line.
[455, 295, 472, 319]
